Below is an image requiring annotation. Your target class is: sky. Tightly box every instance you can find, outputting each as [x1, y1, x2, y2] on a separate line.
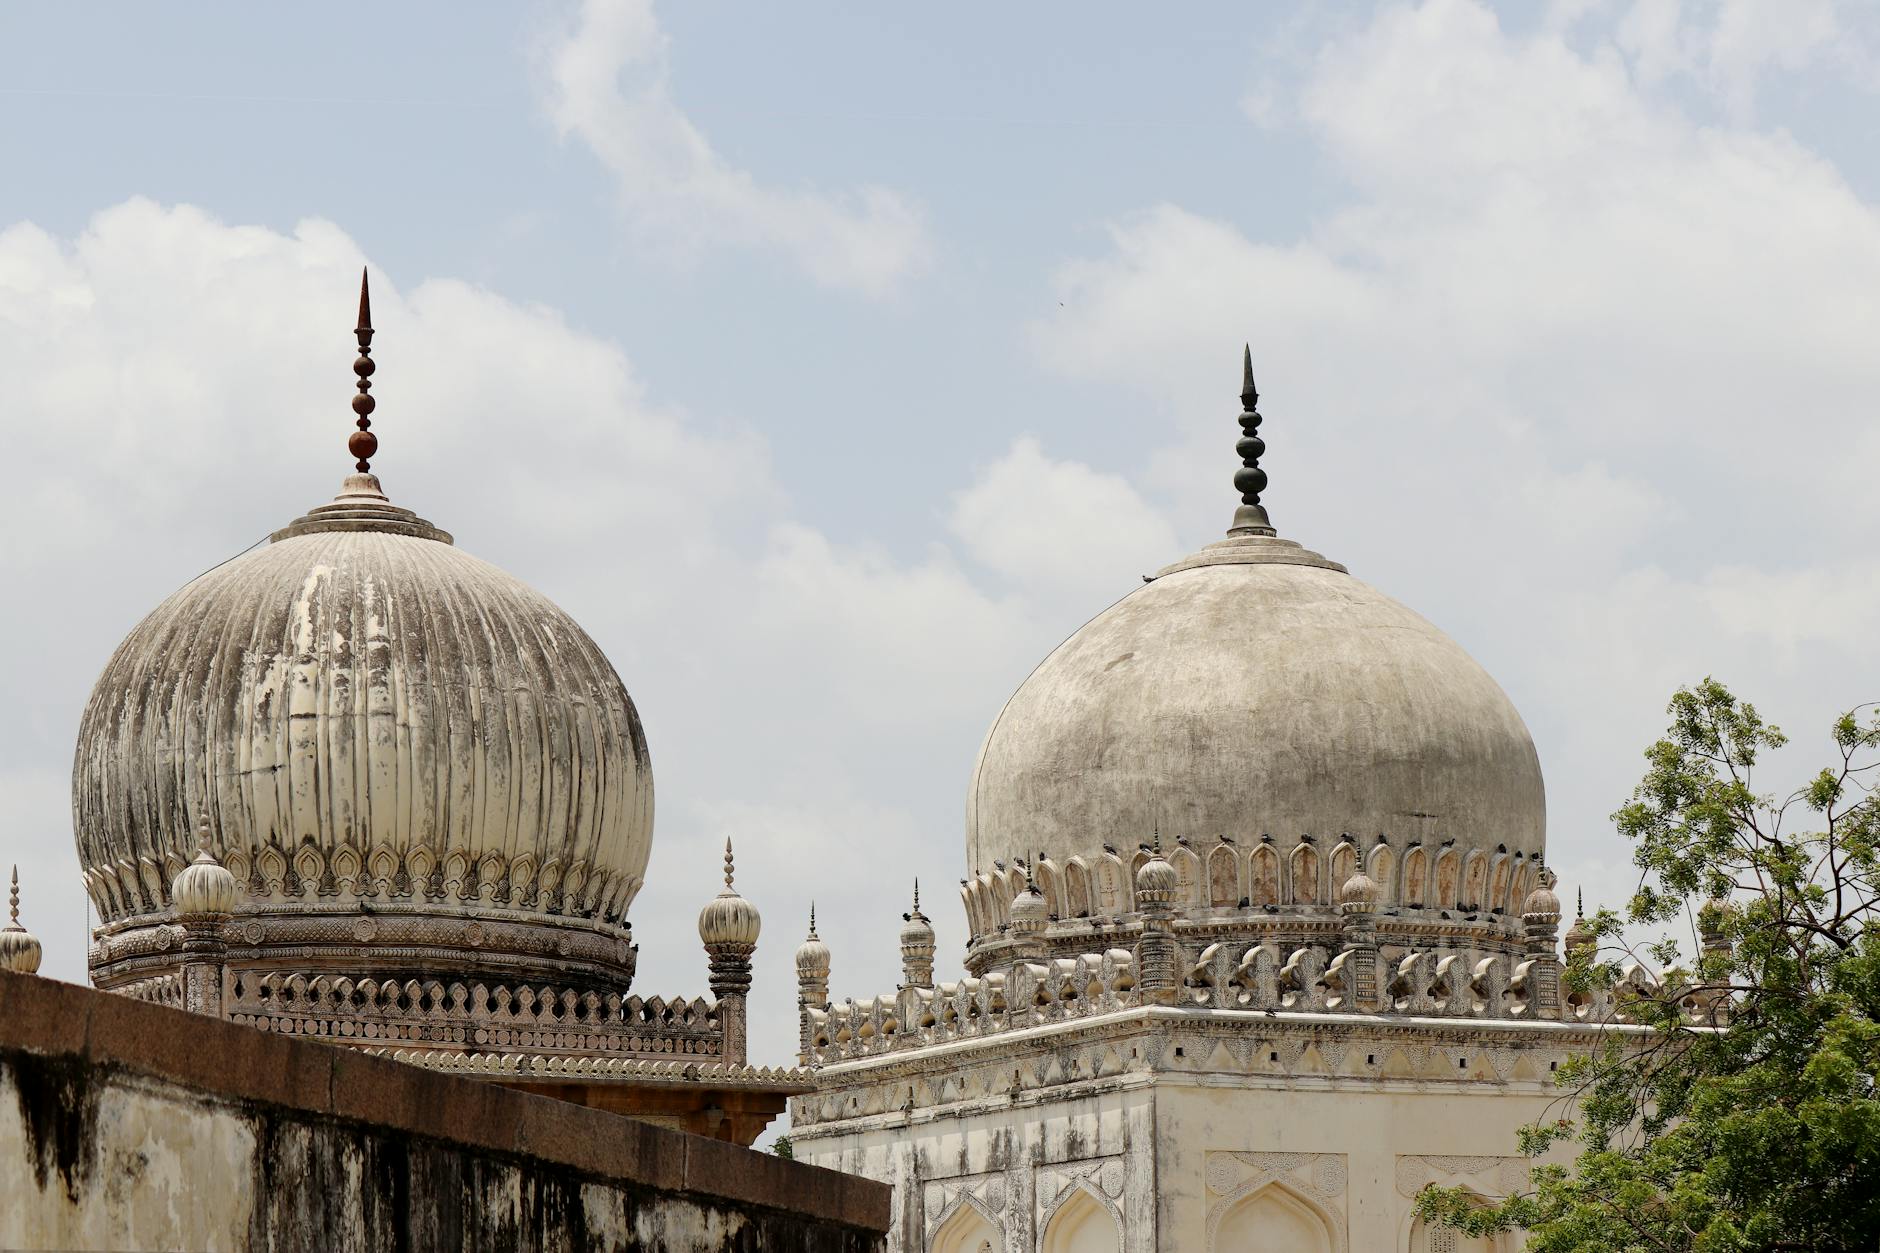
[2, 0, 1878, 1096]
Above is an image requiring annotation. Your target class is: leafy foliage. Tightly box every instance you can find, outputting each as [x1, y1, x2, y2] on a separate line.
[1417, 680, 1880, 1251]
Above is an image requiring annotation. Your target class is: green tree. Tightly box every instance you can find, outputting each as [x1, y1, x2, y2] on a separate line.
[1418, 679, 1880, 1252]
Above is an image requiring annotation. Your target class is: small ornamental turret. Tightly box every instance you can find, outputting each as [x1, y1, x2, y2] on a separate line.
[172, 816, 242, 918]
[1010, 872, 1049, 934]
[0, 866, 43, 976]
[1135, 834, 1180, 1003]
[1564, 887, 1595, 960]
[1338, 870, 1380, 911]
[1335, 870, 1382, 1011]
[795, 904, 831, 1061]
[1009, 860, 1050, 963]
[698, 839, 760, 1065]
[1520, 866, 1564, 1018]
[899, 881, 935, 990]
[172, 817, 239, 1015]
[1696, 896, 1734, 1024]
[1523, 868, 1562, 932]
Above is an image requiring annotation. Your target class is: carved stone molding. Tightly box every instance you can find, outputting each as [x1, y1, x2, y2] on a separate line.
[923, 1169, 1009, 1241]
[1395, 1154, 1528, 1199]
[1204, 1151, 1347, 1247]
[213, 969, 723, 1062]
[83, 838, 645, 929]
[1035, 1155, 1127, 1232]
[90, 906, 640, 994]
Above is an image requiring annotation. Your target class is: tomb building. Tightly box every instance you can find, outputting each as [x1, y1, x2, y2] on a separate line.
[69, 275, 804, 1145]
[787, 352, 1675, 1252]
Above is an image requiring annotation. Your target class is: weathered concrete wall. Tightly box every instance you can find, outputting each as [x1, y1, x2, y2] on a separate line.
[1, 971, 888, 1252]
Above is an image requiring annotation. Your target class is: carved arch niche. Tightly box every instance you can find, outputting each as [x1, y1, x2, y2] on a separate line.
[1206, 1151, 1346, 1252]
[1396, 1156, 1525, 1253]
[1249, 843, 1280, 907]
[1207, 843, 1239, 907]
[1041, 1185, 1121, 1253]
[1096, 854, 1130, 913]
[1064, 858, 1093, 918]
[929, 1196, 1000, 1253]
[1212, 1185, 1337, 1252]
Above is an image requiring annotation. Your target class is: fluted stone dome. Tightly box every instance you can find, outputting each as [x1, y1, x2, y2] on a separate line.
[796, 922, 831, 979]
[898, 910, 935, 950]
[698, 842, 762, 950]
[1010, 883, 1049, 932]
[969, 529, 1544, 887]
[77, 473, 653, 989]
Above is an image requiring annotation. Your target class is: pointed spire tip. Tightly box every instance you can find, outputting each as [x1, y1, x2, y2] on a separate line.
[356, 268, 373, 334]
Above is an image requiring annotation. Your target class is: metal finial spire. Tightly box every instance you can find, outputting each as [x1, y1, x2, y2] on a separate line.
[807, 901, 818, 937]
[1576, 887, 1584, 918]
[350, 269, 379, 473]
[1228, 344, 1274, 537]
[723, 837, 736, 891]
[7, 865, 17, 927]
[912, 879, 922, 914]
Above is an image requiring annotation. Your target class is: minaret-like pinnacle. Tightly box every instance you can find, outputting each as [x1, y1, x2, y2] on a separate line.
[351, 269, 378, 473]
[808, 901, 817, 936]
[912, 879, 922, 915]
[0, 863, 42, 974]
[1228, 344, 1274, 537]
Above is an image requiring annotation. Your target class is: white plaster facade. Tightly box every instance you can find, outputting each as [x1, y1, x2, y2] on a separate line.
[790, 1004, 1602, 1252]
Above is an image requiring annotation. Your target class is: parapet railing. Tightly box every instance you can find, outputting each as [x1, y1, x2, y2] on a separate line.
[225, 971, 725, 1058]
[118, 971, 183, 1008]
[807, 949, 1140, 1064]
[805, 942, 1713, 1065]
[371, 1048, 814, 1087]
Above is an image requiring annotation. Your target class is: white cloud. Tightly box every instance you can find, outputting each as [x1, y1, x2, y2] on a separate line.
[537, 0, 930, 296]
[949, 436, 1180, 600]
[1030, 0, 1880, 931]
[1612, 0, 1865, 113]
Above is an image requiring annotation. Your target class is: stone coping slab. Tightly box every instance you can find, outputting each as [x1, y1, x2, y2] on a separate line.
[0, 970, 888, 1233]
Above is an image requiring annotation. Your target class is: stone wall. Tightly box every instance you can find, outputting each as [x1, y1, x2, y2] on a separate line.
[0, 970, 888, 1252]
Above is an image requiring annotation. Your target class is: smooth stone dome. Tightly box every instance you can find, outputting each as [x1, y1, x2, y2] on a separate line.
[967, 533, 1544, 884]
[76, 474, 653, 984]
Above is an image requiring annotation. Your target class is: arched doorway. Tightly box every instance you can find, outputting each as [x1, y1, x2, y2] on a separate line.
[1041, 1186, 1120, 1253]
[1212, 1183, 1337, 1252]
